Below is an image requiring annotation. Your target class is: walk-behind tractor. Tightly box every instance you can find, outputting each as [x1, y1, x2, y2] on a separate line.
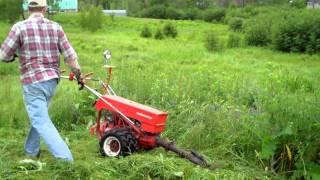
[62, 50, 210, 167]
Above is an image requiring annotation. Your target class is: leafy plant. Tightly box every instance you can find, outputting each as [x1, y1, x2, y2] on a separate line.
[227, 33, 242, 48]
[203, 8, 226, 23]
[272, 12, 320, 54]
[79, 6, 103, 32]
[163, 23, 178, 38]
[0, 0, 22, 23]
[140, 25, 152, 38]
[245, 21, 271, 46]
[228, 17, 243, 32]
[204, 31, 221, 52]
[165, 7, 183, 20]
[290, 0, 307, 8]
[154, 28, 164, 40]
[182, 8, 200, 20]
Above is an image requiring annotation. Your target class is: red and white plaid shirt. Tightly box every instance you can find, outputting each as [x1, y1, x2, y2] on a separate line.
[0, 13, 78, 84]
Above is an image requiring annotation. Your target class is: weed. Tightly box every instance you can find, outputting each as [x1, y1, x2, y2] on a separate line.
[140, 25, 152, 38]
[154, 28, 164, 40]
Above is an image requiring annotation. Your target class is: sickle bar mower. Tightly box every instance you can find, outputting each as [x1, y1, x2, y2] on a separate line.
[63, 51, 210, 167]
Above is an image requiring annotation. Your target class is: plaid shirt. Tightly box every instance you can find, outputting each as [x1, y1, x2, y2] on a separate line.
[0, 13, 78, 84]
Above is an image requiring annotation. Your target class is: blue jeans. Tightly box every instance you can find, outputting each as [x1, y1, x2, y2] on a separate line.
[23, 79, 73, 161]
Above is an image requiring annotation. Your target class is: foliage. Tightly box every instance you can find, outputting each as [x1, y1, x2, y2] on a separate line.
[182, 8, 201, 20]
[204, 31, 221, 51]
[272, 11, 320, 54]
[165, 7, 183, 20]
[47, 0, 61, 12]
[203, 8, 226, 23]
[1, 9, 320, 179]
[244, 14, 273, 46]
[0, 0, 22, 23]
[228, 17, 243, 31]
[227, 33, 242, 48]
[79, 6, 103, 32]
[289, 0, 307, 8]
[140, 25, 152, 38]
[140, 5, 167, 19]
[154, 28, 164, 40]
[163, 23, 178, 38]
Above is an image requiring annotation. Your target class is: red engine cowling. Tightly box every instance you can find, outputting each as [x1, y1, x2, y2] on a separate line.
[91, 95, 168, 149]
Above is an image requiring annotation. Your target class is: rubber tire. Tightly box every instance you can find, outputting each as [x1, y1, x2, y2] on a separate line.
[100, 127, 137, 157]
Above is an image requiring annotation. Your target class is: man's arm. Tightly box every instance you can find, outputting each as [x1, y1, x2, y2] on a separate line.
[58, 25, 84, 87]
[57, 25, 80, 73]
[0, 24, 20, 62]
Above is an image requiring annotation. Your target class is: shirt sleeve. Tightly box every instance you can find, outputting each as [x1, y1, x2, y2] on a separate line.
[0, 24, 20, 62]
[58, 25, 78, 63]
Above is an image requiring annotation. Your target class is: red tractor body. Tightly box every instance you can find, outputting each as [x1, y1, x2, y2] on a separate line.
[90, 95, 168, 150]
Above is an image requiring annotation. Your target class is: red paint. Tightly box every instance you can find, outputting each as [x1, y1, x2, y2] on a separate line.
[91, 94, 168, 149]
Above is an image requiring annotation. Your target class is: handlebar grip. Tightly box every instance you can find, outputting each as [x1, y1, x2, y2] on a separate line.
[69, 72, 75, 81]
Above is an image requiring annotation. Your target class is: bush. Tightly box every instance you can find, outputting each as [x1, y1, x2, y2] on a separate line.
[203, 8, 226, 23]
[245, 23, 271, 46]
[140, 26, 152, 38]
[154, 29, 164, 40]
[227, 33, 242, 48]
[228, 17, 244, 31]
[140, 5, 166, 19]
[204, 31, 221, 52]
[243, 6, 259, 16]
[79, 6, 103, 32]
[181, 8, 200, 20]
[163, 23, 178, 38]
[272, 12, 320, 54]
[0, 0, 22, 23]
[244, 14, 274, 47]
[165, 7, 183, 20]
[140, 6, 184, 20]
[290, 0, 306, 8]
[0, 0, 6, 21]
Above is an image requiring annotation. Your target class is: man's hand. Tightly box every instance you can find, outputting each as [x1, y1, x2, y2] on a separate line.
[73, 69, 85, 90]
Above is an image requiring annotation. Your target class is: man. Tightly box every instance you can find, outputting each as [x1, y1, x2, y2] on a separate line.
[0, 0, 83, 161]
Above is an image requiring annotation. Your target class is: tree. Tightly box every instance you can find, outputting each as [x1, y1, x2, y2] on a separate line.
[0, 0, 23, 23]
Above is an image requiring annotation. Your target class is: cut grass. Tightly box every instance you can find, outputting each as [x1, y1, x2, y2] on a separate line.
[0, 14, 319, 179]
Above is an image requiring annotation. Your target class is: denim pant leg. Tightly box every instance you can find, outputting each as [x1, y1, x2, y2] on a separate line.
[23, 79, 73, 161]
[24, 80, 56, 157]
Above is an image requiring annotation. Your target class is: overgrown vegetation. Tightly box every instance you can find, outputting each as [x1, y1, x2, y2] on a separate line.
[0, 3, 320, 179]
[163, 23, 178, 38]
[204, 31, 221, 52]
[0, 0, 22, 23]
[154, 28, 165, 40]
[272, 11, 320, 53]
[140, 25, 152, 38]
[227, 33, 242, 48]
[228, 17, 243, 31]
[79, 6, 103, 32]
[203, 8, 227, 23]
[243, 9, 320, 53]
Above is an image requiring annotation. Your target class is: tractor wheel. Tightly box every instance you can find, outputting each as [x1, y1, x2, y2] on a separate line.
[99, 127, 137, 157]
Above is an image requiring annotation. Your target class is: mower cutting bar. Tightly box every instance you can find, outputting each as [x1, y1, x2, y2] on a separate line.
[156, 137, 209, 167]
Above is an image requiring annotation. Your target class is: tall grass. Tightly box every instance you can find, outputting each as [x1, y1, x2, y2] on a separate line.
[0, 11, 319, 179]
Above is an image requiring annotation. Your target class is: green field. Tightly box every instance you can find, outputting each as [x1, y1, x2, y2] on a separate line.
[0, 14, 319, 179]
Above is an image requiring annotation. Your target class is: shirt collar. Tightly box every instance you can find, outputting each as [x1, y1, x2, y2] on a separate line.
[28, 13, 44, 19]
